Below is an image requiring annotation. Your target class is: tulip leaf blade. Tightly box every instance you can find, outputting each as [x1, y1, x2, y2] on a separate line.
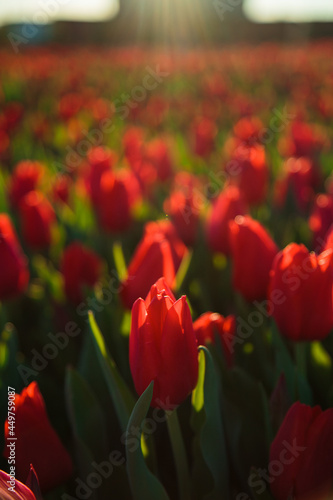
[196, 346, 230, 500]
[65, 366, 109, 461]
[271, 320, 312, 405]
[126, 381, 170, 500]
[88, 310, 135, 432]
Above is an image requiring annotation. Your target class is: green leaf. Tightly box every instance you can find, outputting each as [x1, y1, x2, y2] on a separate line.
[271, 321, 312, 405]
[88, 310, 135, 432]
[113, 241, 128, 281]
[220, 367, 271, 494]
[195, 346, 230, 500]
[65, 367, 108, 461]
[126, 382, 170, 500]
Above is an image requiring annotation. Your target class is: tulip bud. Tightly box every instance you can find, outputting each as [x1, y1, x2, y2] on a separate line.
[229, 215, 278, 302]
[3, 382, 73, 492]
[0, 214, 29, 301]
[60, 242, 102, 304]
[121, 221, 188, 309]
[9, 160, 44, 209]
[268, 243, 333, 340]
[130, 278, 198, 409]
[206, 186, 247, 255]
[270, 401, 333, 500]
[19, 191, 56, 250]
[193, 312, 235, 367]
[96, 171, 132, 233]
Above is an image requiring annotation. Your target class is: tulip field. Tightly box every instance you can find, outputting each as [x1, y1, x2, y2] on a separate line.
[0, 42, 333, 499]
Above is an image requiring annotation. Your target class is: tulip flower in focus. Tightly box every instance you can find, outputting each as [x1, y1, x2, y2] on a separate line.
[121, 220, 188, 309]
[270, 401, 333, 500]
[193, 312, 235, 367]
[268, 243, 333, 340]
[19, 191, 56, 250]
[3, 382, 73, 492]
[206, 186, 247, 255]
[0, 214, 29, 301]
[61, 241, 102, 304]
[130, 278, 198, 409]
[229, 215, 278, 302]
[0, 470, 36, 500]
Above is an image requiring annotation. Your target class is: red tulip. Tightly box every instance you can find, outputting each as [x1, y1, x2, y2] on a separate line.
[206, 186, 247, 255]
[225, 144, 268, 206]
[164, 188, 199, 246]
[86, 146, 117, 206]
[9, 161, 44, 209]
[3, 382, 73, 492]
[270, 402, 333, 500]
[274, 157, 315, 213]
[309, 194, 333, 251]
[130, 278, 198, 409]
[268, 243, 333, 340]
[123, 127, 144, 168]
[229, 216, 278, 302]
[192, 117, 217, 157]
[144, 138, 173, 181]
[61, 242, 102, 304]
[233, 116, 264, 144]
[121, 221, 188, 309]
[193, 312, 235, 367]
[0, 469, 36, 500]
[19, 191, 56, 250]
[0, 214, 29, 301]
[96, 171, 132, 233]
[53, 175, 71, 205]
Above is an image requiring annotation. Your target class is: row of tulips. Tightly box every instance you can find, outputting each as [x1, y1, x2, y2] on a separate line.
[0, 44, 333, 499]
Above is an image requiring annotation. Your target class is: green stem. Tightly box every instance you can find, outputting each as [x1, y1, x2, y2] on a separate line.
[167, 408, 191, 500]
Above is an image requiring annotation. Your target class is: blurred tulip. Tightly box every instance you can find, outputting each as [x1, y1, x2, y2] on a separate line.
[229, 216, 278, 302]
[206, 186, 247, 255]
[144, 138, 173, 181]
[193, 312, 235, 367]
[164, 188, 199, 246]
[270, 401, 333, 500]
[86, 146, 116, 206]
[192, 117, 217, 157]
[96, 171, 132, 233]
[121, 221, 188, 309]
[61, 242, 102, 304]
[0, 214, 29, 301]
[274, 157, 315, 213]
[268, 243, 333, 340]
[19, 191, 56, 250]
[233, 116, 263, 144]
[52, 175, 71, 205]
[309, 194, 333, 250]
[0, 470, 36, 500]
[3, 382, 73, 492]
[9, 161, 44, 209]
[226, 144, 268, 206]
[130, 278, 198, 409]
